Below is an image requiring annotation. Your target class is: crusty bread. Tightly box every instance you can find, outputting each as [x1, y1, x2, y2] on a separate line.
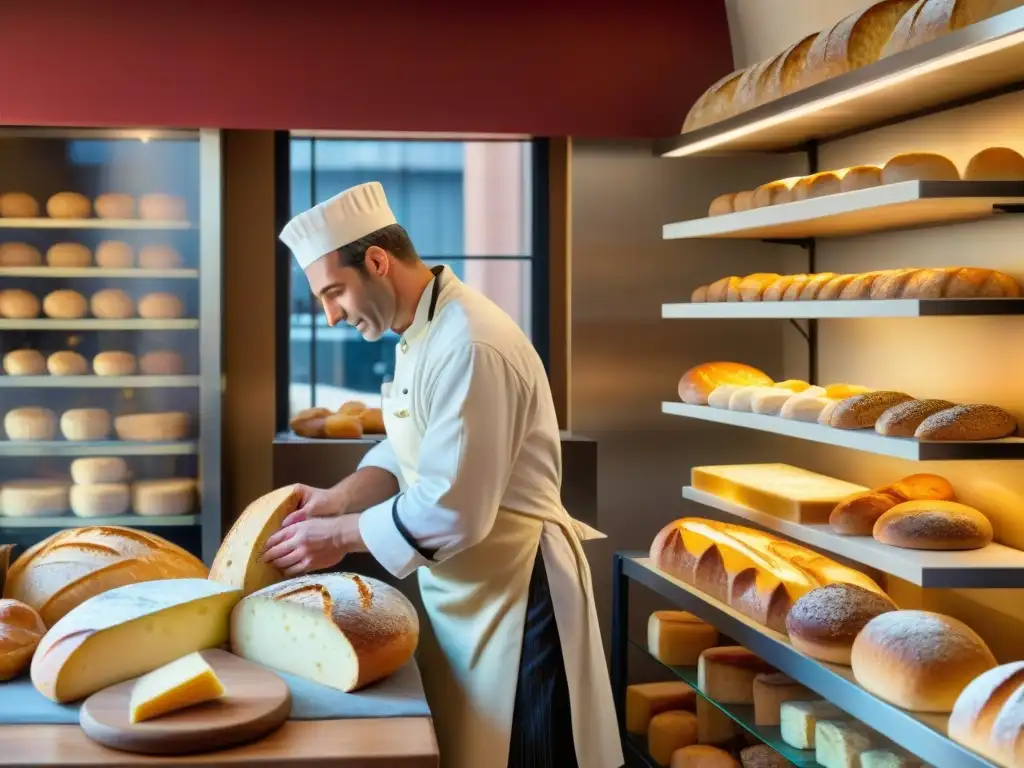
[885, 472, 957, 501]
[0, 242, 42, 267]
[761, 33, 818, 104]
[875, 398, 956, 436]
[831, 472, 957, 535]
[882, 152, 961, 183]
[881, 0, 928, 56]
[949, 661, 1024, 765]
[915, 403, 1018, 440]
[290, 407, 332, 438]
[708, 193, 736, 217]
[792, 172, 842, 201]
[706, 276, 740, 302]
[796, 273, 840, 300]
[869, 268, 922, 299]
[762, 275, 804, 301]
[0, 598, 46, 681]
[851, 609, 997, 712]
[817, 274, 858, 300]
[324, 414, 364, 439]
[965, 146, 1024, 180]
[678, 362, 774, 406]
[839, 165, 883, 193]
[829, 391, 914, 429]
[883, 0, 1024, 57]
[752, 179, 798, 208]
[359, 408, 386, 434]
[0, 192, 40, 218]
[733, 190, 756, 213]
[733, 56, 785, 115]
[874, 499, 994, 550]
[691, 285, 709, 303]
[739, 273, 782, 302]
[838, 270, 898, 300]
[682, 69, 748, 133]
[786, 584, 897, 665]
[944, 267, 1021, 298]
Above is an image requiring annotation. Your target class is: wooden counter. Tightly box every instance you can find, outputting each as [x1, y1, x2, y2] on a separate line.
[1, 717, 438, 767]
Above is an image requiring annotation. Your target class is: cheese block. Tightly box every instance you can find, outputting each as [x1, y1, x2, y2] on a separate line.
[129, 651, 225, 723]
[859, 748, 923, 768]
[649, 710, 699, 766]
[132, 479, 197, 517]
[230, 573, 420, 693]
[209, 485, 302, 595]
[696, 695, 736, 745]
[4, 407, 56, 441]
[5, 526, 207, 626]
[114, 412, 190, 442]
[815, 719, 874, 768]
[70, 457, 129, 485]
[647, 610, 719, 666]
[691, 464, 868, 523]
[780, 700, 843, 750]
[70, 484, 130, 518]
[698, 646, 774, 704]
[753, 672, 813, 726]
[31, 578, 241, 703]
[0, 481, 70, 518]
[625, 680, 698, 734]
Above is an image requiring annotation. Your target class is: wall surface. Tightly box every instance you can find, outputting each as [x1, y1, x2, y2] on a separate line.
[0, 1, 731, 138]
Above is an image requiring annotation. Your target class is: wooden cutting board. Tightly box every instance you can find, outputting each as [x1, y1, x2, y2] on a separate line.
[79, 649, 291, 756]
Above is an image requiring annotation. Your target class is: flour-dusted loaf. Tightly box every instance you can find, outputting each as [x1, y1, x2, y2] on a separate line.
[698, 646, 775, 703]
[0, 192, 40, 218]
[0, 289, 41, 319]
[648, 710, 699, 765]
[625, 681, 697, 734]
[0, 242, 42, 266]
[682, 69, 748, 133]
[0, 598, 46, 681]
[761, 34, 818, 104]
[209, 485, 302, 596]
[965, 146, 1024, 180]
[875, 398, 956, 437]
[3, 349, 46, 376]
[949, 661, 1024, 766]
[230, 573, 420, 693]
[114, 411, 190, 442]
[851, 609, 997, 712]
[873, 499, 993, 550]
[4, 407, 57, 441]
[914, 404, 1018, 440]
[786, 584, 898, 665]
[647, 610, 719, 666]
[47, 350, 88, 376]
[4, 526, 208, 626]
[0, 480, 70, 518]
[828, 391, 914, 429]
[882, 0, 1024, 56]
[31, 578, 241, 703]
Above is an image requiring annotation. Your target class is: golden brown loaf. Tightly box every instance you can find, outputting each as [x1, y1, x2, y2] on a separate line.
[838, 270, 895, 300]
[738, 273, 782, 302]
[359, 408, 386, 434]
[828, 391, 914, 429]
[882, 151, 960, 183]
[691, 285, 709, 303]
[0, 192, 40, 218]
[817, 274, 858, 300]
[873, 499, 994, 550]
[949, 661, 1024, 766]
[915, 403, 1018, 440]
[839, 165, 883, 192]
[0, 598, 46, 681]
[733, 190, 757, 213]
[3, 349, 46, 376]
[752, 179, 797, 208]
[883, 0, 1024, 57]
[0, 289, 41, 319]
[792, 172, 842, 201]
[965, 146, 1024, 180]
[706, 276, 740, 302]
[46, 192, 91, 219]
[786, 584, 898, 665]
[763, 275, 807, 301]
[708, 193, 736, 217]
[95, 241, 134, 268]
[851, 609, 997, 713]
[90, 288, 135, 320]
[324, 414, 364, 439]
[42, 290, 87, 320]
[46, 243, 92, 268]
[94, 194, 136, 219]
[677, 363, 773, 406]
[761, 33, 818, 104]
[290, 407, 332, 438]
[92, 351, 137, 376]
[733, 57, 783, 115]
[875, 398, 956, 436]
[0, 242, 42, 267]
[830, 472, 956, 535]
[682, 69, 747, 133]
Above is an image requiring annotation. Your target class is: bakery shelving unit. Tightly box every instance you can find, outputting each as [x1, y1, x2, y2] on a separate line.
[0, 127, 222, 563]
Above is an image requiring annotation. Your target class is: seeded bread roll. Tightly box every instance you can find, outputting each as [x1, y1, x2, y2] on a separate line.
[875, 398, 956, 437]
[786, 584, 898, 665]
[829, 391, 914, 429]
[874, 500, 994, 550]
[817, 274, 858, 300]
[915, 404, 1018, 440]
[797, 273, 840, 300]
[839, 165, 883, 193]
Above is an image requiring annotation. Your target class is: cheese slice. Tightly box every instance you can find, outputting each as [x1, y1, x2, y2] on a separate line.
[691, 464, 867, 523]
[129, 651, 225, 723]
[209, 486, 301, 595]
[31, 578, 241, 703]
[780, 700, 843, 750]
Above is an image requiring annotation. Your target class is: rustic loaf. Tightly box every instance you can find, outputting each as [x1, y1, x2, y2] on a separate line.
[875, 398, 956, 436]
[915, 403, 1018, 440]
[873, 499, 994, 550]
[882, 0, 1024, 57]
[682, 69, 748, 133]
[828, 391, 914, 429]
[786, 583, 898, 665]
[840, 165, 883, 192]
[830, 472, 956, 535]
[949, 661, 1024, 766]
[678, 362, 773, 405]
[761, 33, 818, 103]
[0, 598, 46, 681]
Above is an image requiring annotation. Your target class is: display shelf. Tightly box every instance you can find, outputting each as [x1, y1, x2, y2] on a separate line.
[0, 319, 199, 331]
[662, 402, 1024, 461]
[0, 441, 198, 457]
[663, 182, 1024, 240]
[682, 486, 1024, 588]
[615, 553, 995, 767]
[662, 297, 1024, 319]
[622, 733, 659, 768]
[0, 375, 199, 389]
[0, 218, 192, 230]
[0, 514, 200, 529]
[657, 8, 1024, 157]
[0, 267, 199, 279]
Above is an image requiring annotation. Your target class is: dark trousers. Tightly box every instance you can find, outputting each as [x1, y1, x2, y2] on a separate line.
[507, 548, 579, 768]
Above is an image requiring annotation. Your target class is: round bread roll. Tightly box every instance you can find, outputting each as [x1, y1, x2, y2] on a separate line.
[42, 290, 88, 319]
[883, 472, 957, 503]
[0, 192, 40, 218]
[793, 171, 842, 200]
[708, 193, 736, 216]
[839, 165, 882, 193]
[874, 398, 956, 437]
[95, 240, 135, 268]
[0, 242, 42, 267]
[964, 146, 1024, 181]
[829, 491, 902, 536]
[70, 483, 130, 518]
[678, 362, 773, 406]
[93, 193, 136, 220]
[324, 414, 364, 439]
[0, 598, 47, 681]
[359, 407, 386, 434]
[137, 292, 183, 320]
[138, 244, 183, 270]
[882, 152, 960, 184]
[873, 500, 994, 551]
[4, 407, 56, 441]
[290, 407, 331, 438]
[46, 192, 92, 219]
[851, 610, 997, 713]
[46, 351, 88, 376]
[3, 349, 46, 376]
[338, 401, 367, 416]
[138, 350, 183, 375]
[46, 243, 92, 268]
[139, 194, 187, 221]
[786, 584, 898, 665]
[113, 411, 190, 442]
[132, 478, 196, 516]
[60, 409, 112, 441]
[0, 289, 41, 319]
[0, 480, 69, 517]
[90, 288, 135, 320]
[70, 457, 129, 485]
[92, 351, 137, 376]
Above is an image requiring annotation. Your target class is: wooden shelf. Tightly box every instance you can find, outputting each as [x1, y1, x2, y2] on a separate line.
[0, 319, 199, 331]
[682, 486, 1024, 588]
[0, 514, 199, 529]
[662, 402, 1024, 461]
[0, 376, 199, 389]
[0, 218, 192, 230]
[663, 297, 1024, 319]
[662, 182, 1024, 240]
[0, 267, 198, 279]
[0, 441, 198, 457]
[657, 8, 1024, 157]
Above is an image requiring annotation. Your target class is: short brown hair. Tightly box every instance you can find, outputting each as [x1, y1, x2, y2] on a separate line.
[337, 223, 419, 272]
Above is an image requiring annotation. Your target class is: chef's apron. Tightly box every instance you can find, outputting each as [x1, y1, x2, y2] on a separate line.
[380, 269, 623, 768]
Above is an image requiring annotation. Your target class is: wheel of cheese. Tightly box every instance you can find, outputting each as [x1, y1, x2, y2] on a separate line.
[92, 351, 137, 376]
[90, 289, 135, 319]
[137, 292, 183, 320]
[138, 245, 184, 270]
[46, 192, 92, 219]
[0, 289, 41, 319]
[3, 349, 46, 376]
[47, 351, 88, 376]
[46, 243, 92, 268]
[138, 350, 184, 375]
[42, 290, 88, 319]
[0, 242, 42, 267]
[0, 480, 70, 517]
[4, 407, 57, 441]
[70, 484, 130, 518]
[94, 194, 136, 220]
[139, 194, 187, 221]
[60, 409, 112, 441]
[0, 192, 41, 218]
[114, 412, 190, 442]
[95, 241, 135, 269]
[132, 478, 197, 516]
[70, 457, 129, 485]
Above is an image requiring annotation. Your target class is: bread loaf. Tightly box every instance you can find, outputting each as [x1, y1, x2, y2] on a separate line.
[851, 610, 997, 712]
[0, 242, 42, 267]
[5, 526, 208, 626]
[706, 277, 740, 302]
[817, 274, 858, 300]
[882, 0, 1024, 56]
[3, 349, 46, 376]
[0, 480, 70, 518]
[60, 408, 112, 441]
[70, 484, 130, 518]
[359, 407, 386, 434]
[650, 518, 885, 633]
[93, 194, 135, 219]
[139, 194, 188, 221]
[792, 172, 842, 201]
[965, 146, 1024, 180]
[761, 33, 818, 103]
[47, 351, 88, 376]
[682, 70, 747, 133]
[649, 710, 699, 765]
[90, 288, 135, 319]
[949, 661, 1024, 766]
[944, 267, 1021, 298]
[0, 598, 46, 681]
[647, 610, 719, 666]
[733, 56, 784, 115]
[0, 192, 40, 218]
[838, 271, 895, 300]
[139, 350, 184, 375]
[93, 351, 137, 376]
[114, 412, 190, 442]
[42, 290, 87, 319]
[752, 180, 797, 208]
[324, 413, 364, 439]
[733, 191, 756, 213]
[698, 646, 775, 703]
[882, 152, 960, 183]
[786, 583, 898, 665]
[0, 289, 41, 319]
[752, 673, 813, 726]
[830, 473, 956, 535]
[873, 499, 993, 549]
[138, 292, 184, 320]
[132, 479, 197, 517]
[290, 406, 332, 438]
[95, 240, 135, 268]
[46, 192, 91, 218]
[828, 391, 914, 429]
[4, 407, 57, 441]
[875, 398, 955, 436]
[708, 193, 736, 217]
[678, 362, 773, 406]
[70, 457, 129, 485]
[671, 745, 739, 768]
[231, 573, 419, 692]
[762, 274, 806, 301]
[915, 403, 1018, 440]
[798, 273, 841, 300]
[625, 681, 697, 734]
[839, 165, 883, 193]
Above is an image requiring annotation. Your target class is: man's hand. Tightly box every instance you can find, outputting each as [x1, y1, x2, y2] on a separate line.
[280, 483, 345, 528]
[263, 510, 367, 577]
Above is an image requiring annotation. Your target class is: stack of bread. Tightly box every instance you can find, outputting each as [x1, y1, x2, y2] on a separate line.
[0, 288, 186, 321]
[290, 399, 387, 439]
[68, 457, 131, 519]
[682, 0, 1024, 134]
[0, 348, 184, 378]
[0, 241, 185, 270]
[0, 192, 188, 221]
[2, 407, 192, 443]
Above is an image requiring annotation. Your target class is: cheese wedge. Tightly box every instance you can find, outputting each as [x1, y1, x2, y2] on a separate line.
[129, 651, 225, 723]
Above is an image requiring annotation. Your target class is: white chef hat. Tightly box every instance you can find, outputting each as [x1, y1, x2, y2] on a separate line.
[279, 181, 398, 270]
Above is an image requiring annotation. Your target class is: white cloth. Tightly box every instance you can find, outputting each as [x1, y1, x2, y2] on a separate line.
[358, 267, 623, 768]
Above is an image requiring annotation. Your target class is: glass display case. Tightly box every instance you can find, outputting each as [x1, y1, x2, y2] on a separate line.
[0, 127, 222, 563]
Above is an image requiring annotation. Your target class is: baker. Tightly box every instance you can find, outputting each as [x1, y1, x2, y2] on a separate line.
[266, 182, 623, 768]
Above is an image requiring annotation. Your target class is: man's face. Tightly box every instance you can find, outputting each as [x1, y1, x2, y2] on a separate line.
[305, 247, 396, 342]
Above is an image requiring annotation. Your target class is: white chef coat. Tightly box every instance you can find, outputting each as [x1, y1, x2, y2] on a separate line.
[356, 266, 623, 768]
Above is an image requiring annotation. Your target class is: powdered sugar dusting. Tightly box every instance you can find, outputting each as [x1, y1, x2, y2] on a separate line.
[787, 583, 896, 641]
[861, 610, 990, 666]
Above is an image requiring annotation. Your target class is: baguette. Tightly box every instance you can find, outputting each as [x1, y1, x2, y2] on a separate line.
[943, 267, 1021, 298]
[682, 69, 748, 133]
[733, 56, 785, 115]
[839, 165, 883, 192]
[763, 275, 804, 301]
[900, 266, 958, 298]
[838, 271, 899, 300]
[875, 398, 955, 436]
[708, 193, 736, 217]
[869, 268, 922, 299]
[733, 190, 757, 213]
[817, 274, 858, 300]
[761, 33, 818, 103]
[873, 499, 994, 550]
[739, 273, 782, 302]
[914, 404, 1018, 440]
[882, 0, 1024, 57]
[794, 273, 838, 300]
[829, 391, 915, 429]
[706, 276, 740, 303]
